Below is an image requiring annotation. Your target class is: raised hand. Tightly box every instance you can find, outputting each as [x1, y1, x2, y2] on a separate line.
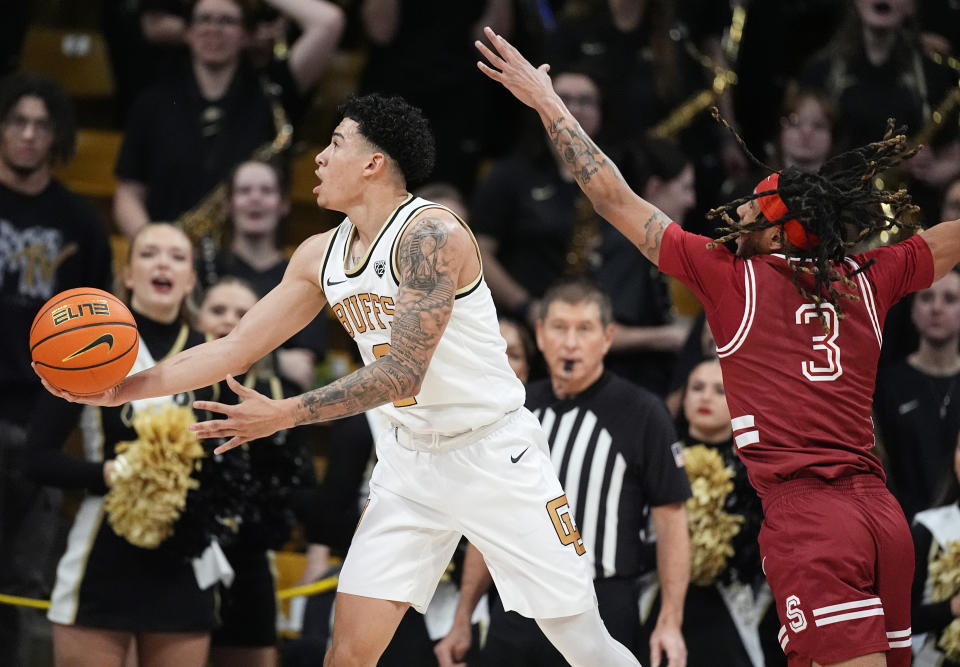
[475, 26, 556, 111]
[191, 374, 294, 454]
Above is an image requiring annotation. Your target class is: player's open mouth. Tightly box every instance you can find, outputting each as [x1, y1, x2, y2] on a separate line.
[562, 359, 576, 372]
[151, 277, 173, 293]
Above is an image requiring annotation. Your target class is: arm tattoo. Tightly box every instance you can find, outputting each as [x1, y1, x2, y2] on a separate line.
[548, 117, 622, 187]
[639, 210, 671, 258]
[296, 217, 458, 426]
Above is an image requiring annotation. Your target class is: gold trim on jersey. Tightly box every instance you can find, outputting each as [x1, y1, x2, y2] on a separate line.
[343, 194, 415, 277]
[388, 204, 484, 297]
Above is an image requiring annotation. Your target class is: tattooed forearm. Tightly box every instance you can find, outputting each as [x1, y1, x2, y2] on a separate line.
[295, 216, 460, 426]
[547, 117, 623, 188]
[296, 358, 415, 425]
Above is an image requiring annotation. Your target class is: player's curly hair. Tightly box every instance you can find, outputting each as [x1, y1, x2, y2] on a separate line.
[0, 72, 76, 164]
[338, 94, 436, 188]
[707, 109, 921, 326]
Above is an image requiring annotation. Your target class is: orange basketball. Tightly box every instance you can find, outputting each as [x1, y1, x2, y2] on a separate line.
[30, 287, 139, 395]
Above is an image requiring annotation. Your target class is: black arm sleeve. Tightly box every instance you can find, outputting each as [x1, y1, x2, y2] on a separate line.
[912, 521, 956, 633]
[24, 393, 108, 494]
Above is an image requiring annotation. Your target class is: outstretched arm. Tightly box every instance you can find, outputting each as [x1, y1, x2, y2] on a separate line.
[475, 27, 675, 267]
[919, 218, 960, 281]
[39, 233, 332, 407]
[194, 211, 476, 451]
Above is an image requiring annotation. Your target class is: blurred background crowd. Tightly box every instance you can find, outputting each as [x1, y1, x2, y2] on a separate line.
[2, 0, 960, 665]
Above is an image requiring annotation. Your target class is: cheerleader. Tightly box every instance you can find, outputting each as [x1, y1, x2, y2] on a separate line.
[658, 359, 783, 667]
[27, 223, 221, 667]
[912, 434, 960, 666]
[195, 276, 314, 667]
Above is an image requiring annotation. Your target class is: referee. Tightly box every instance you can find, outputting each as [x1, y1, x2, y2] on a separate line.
[435, 279, 691, 667]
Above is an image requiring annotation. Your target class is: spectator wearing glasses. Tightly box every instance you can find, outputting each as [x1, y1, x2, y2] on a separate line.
[0, 72, 112, 667]
[113, 0, 345, 239]
[470, 66, 607, 329]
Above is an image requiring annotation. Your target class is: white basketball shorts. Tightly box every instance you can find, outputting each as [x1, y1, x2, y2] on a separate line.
[337, 407, 597, 618]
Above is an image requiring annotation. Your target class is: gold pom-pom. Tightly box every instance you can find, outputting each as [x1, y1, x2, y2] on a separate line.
[930, 540, 960, 659]
[683, 445, 744, 586]
[104, 405, 206, 549]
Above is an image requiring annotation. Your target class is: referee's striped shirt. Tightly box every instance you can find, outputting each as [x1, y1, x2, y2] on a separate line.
[527, 371, 691, 580]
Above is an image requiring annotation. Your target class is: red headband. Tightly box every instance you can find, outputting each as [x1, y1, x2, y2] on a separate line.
[754, 172, 819, 250]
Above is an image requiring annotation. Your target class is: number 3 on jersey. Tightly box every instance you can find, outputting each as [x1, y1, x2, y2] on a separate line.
[372, 343, 418, 407]
[795, 303, 842, 382]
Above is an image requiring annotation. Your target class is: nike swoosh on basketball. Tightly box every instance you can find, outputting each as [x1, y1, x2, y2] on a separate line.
[62, 333, 115, 362]
[510, 447, 529, 463]
[326, 277, 347, 286]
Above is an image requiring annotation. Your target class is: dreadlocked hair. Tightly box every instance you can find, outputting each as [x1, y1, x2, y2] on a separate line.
[706, 109, 921, 328]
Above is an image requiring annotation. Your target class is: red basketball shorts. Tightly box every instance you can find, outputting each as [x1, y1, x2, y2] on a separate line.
[758, 475, 913, 667]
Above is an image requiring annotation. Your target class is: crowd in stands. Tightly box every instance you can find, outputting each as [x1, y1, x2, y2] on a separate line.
[2, 0, 960, 665]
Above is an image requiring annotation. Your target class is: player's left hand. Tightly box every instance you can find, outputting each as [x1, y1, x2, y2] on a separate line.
[191, 374, 293, 454]
[649, 620, 687, 667]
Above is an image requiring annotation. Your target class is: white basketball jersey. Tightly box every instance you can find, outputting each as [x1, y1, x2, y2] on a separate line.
[320, 195, 525, 435]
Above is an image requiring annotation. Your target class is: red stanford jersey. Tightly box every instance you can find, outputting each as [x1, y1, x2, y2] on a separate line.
[660, 224, 934, 498]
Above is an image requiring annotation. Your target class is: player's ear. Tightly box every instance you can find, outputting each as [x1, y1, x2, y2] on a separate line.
[767, 225, 785, 253]
[363, 152, 387, 177]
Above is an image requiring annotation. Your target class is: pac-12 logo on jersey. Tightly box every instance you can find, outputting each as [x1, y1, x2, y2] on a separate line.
[374, 259, 386, 277]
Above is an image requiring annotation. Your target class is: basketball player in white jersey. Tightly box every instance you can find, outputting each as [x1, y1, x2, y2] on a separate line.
[38, 94, 642, 667]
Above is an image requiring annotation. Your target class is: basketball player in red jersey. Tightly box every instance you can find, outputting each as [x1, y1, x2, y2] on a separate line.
[477, 27, 960, 667]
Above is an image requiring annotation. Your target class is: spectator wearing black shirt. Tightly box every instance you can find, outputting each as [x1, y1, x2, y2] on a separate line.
[647, 359, 782, 667]
[113, 0, 345, 238]
[213, 159, 325, 389]
[0, 72, 112, 667]
[546, 0, 747, 231]
[26, 224, 219, 667]
[801, 0, 960, 223]
[593, 139, 695, 397]
[877, 268, 960, 520]
[471, 69, 605, 324]
[195, 277, 315, 667]
[357, 0, 515, 195]
[435, 279, 690, 667]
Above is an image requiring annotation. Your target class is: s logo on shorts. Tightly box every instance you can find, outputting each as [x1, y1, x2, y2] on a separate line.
[786, 595, 808, 632]
[546, 495, 586, 555]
